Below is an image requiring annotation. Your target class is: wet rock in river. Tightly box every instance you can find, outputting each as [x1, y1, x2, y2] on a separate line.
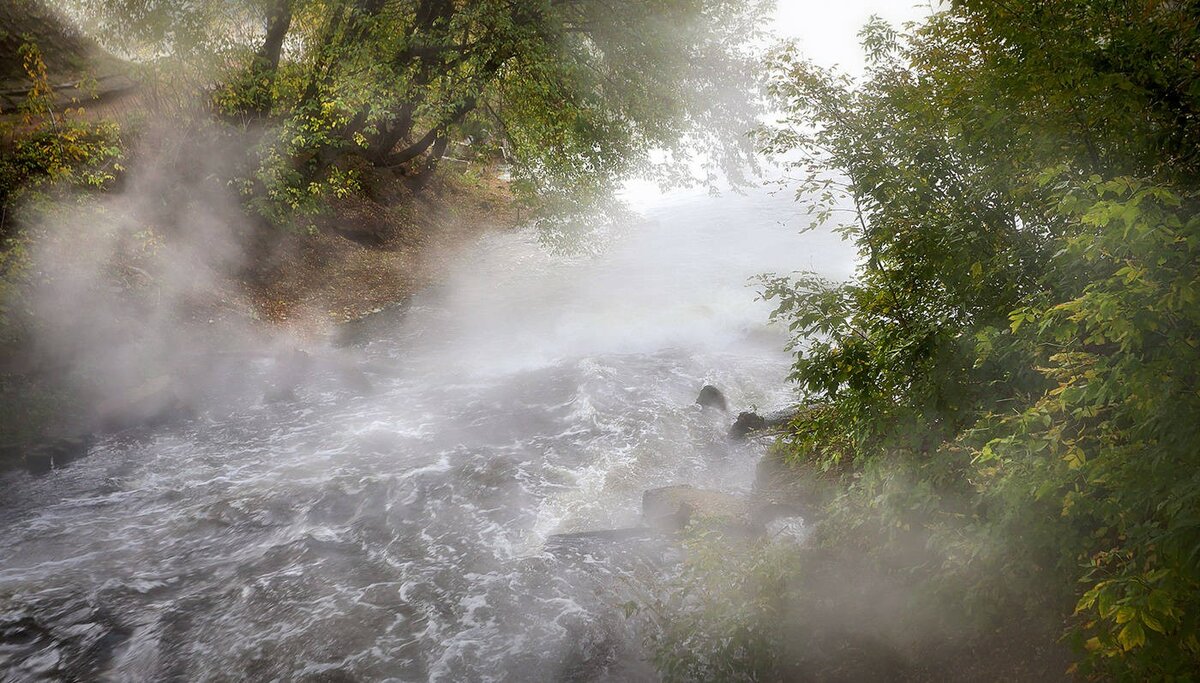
[729, 407, 798, 439]
[695, 384, 727, 411]
[729, 411, 767, 438]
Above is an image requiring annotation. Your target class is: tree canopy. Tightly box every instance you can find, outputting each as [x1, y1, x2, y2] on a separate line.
[66, 0, 767, 223]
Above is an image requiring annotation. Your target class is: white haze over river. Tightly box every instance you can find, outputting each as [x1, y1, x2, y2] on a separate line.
[0, 180, 853, 680]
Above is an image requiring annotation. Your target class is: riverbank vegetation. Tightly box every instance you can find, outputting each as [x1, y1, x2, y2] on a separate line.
[658, 0, 1200, 679]
[2, 0, 766, 306]
[63, 0, 764, 225]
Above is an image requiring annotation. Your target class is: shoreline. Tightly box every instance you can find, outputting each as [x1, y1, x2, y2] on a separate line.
[0, 165, 521, 472]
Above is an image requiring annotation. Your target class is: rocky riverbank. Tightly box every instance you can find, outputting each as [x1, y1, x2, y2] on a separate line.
[545, 384, 813, 546]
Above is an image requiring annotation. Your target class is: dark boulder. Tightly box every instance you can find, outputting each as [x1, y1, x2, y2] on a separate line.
[729, 411, 767, 438]
[695, 384, 728, 411]
[24, 448, 53, 475]
[42, 435, 92, 469]
[729, 408, 799, 439]
[15, 434, 93, 475]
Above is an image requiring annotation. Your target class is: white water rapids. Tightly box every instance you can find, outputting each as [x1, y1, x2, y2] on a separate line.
[0, 183, 852, 681]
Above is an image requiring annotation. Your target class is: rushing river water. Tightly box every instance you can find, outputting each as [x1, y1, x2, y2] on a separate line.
[0, 184, 852, 681]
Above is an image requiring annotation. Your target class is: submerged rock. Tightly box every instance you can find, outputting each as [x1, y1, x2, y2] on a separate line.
[262, 384, 298, 404]
[642, 485, 757, 534]
[765, 515, 808, 544]
[641, 485, 808, 537]
[545, 527, 656, 547]
[43, 435, 92, 470]
[23, 448, 52, 475]
[695, 384, 727, 411]
[93, 375, 194, 434]
[334, 302, 410, 347]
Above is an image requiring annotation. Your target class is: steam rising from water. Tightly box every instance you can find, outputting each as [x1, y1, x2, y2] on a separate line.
[0, 170, 852, 679]
[22, 129, 307, 434]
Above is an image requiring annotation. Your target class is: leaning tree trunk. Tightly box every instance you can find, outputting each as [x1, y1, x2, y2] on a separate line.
[368, 104, 415, 164]
[383, 96, 476, 169]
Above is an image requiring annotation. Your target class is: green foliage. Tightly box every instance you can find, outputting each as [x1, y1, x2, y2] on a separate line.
[239, 99, 365, 228]
[70, 0, 767, 225]
[0, 120, 123, 208]
[1, 43, 124, 219]
[756, 1, 1200, 678]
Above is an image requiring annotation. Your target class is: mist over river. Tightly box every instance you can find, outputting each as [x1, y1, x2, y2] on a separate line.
[0, 183, 852, 681]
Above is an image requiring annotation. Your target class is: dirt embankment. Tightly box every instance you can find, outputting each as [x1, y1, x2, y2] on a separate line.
[0, 0, 138, 115]
[244, 168, 519, 336]
[2, 0, 519, 334]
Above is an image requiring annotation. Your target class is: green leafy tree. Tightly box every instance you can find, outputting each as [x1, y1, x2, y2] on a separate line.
[756, 1, 1200, 677]
[69, 0, 768, 223]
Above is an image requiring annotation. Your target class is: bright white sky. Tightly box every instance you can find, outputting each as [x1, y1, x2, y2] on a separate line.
[771, 0, 933, 73]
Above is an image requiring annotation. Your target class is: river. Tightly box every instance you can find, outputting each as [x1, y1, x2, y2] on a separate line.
[0, 183, 852, 681]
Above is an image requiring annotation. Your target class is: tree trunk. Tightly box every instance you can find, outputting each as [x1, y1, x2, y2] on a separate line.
[383, 97, 476, 168]
[413, 133, 450, 187]
[368, 105, 414, 163]
[364, 0, 455, 160]
[259, 0, 292, 72]
[246, 0, 292, 115]
[300, 4, 349, 107]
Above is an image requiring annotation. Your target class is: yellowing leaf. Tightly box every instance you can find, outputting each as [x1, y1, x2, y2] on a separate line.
[1141, 613, 1166, 634]
[1118, 621, 1146, 651]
